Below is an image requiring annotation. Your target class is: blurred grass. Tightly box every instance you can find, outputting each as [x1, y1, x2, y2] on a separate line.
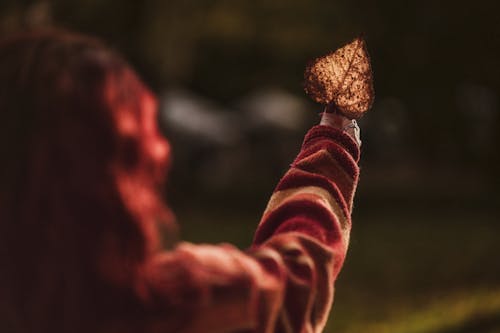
[175, 203, 500, 333]
[327, 209, 500, 333]
[330, 288, 500, 333]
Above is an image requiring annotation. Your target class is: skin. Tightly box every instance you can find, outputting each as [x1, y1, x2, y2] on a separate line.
[320, 109, 362, 146]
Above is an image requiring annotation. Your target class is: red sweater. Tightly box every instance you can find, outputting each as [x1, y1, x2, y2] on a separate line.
[145, 125, 360, 333]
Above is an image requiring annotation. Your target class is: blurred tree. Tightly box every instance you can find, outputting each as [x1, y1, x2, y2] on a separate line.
[0, 0, 499, 190]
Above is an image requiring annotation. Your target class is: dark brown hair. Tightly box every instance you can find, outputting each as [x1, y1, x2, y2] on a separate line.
[0, 29, 172, 332]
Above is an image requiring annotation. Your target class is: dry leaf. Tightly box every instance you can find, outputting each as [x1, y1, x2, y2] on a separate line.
[304, 37, 374, 119]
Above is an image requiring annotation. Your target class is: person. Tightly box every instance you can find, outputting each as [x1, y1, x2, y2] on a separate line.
[0, 29, 361, 333]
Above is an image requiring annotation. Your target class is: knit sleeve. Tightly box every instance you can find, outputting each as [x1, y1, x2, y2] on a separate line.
[249, 125, 360, 332]
[143, 125, 360, 333]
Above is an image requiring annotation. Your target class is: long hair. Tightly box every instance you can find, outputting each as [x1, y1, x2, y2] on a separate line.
[0, 29, 173, 332]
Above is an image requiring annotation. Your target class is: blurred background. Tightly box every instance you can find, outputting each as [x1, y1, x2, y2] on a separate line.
[1, 0, 499, 332]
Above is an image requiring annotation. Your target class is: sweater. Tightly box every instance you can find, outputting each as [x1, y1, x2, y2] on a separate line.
[143, 125, 360, 333]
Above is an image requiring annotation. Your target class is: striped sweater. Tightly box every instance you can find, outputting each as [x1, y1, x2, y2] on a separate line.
[145, 125, 360, 333]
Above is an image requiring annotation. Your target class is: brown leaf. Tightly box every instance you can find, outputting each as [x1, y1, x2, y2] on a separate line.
[304, 37, 374, 119]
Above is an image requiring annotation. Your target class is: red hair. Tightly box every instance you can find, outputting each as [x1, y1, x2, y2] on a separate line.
[0, 29, 173, 332]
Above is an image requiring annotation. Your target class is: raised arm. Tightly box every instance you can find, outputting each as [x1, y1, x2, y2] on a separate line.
[144, 112, 361, 333]
[249, 113, 360, 332]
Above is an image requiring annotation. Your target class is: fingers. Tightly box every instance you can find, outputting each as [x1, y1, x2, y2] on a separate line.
[342, 119, 361, 147]
[319, 110, 361, 146]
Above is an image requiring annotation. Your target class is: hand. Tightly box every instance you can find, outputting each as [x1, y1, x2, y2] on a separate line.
[320, 109, 361, 146]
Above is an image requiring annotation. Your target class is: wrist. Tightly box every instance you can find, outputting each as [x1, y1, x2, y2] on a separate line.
[319, 111, 362, 146]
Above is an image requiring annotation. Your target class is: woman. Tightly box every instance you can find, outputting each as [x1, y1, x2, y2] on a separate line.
[0, 29, 361, 333]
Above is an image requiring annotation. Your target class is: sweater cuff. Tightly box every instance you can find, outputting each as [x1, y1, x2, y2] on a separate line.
[302, 125, 360, 163]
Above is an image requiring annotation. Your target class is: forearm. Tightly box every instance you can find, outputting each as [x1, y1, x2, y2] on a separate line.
[248, 115, 360, 332]
[253, 117, 360, 252]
